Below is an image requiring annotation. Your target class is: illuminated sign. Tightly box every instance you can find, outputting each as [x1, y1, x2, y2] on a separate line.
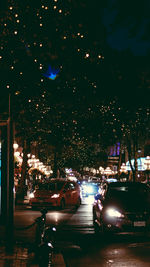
[126, 157, 147, 171]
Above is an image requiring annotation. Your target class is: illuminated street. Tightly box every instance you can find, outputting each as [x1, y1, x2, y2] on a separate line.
[13, 198, 150, 266]
[0, 1, 150, 265]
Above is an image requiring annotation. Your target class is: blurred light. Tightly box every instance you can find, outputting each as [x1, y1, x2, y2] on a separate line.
[51, 194, 60, 198]
[106, 208, 124, 218]
[13, 143, 19, 150]
[29, 192, 34, 199]
[14, 151, 20, 157]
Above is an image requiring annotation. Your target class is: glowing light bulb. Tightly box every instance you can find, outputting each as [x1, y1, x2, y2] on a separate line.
[85, 53, 89, 58]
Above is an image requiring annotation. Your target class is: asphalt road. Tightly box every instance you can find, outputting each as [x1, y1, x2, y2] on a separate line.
[14, 196, 150, 266]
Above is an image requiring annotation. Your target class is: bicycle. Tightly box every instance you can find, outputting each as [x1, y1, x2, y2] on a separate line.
[34, 208, 56, 267]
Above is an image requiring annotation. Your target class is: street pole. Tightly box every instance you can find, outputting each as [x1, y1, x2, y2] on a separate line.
[6, 93, 14, 252]
[0, 0, 14, 251]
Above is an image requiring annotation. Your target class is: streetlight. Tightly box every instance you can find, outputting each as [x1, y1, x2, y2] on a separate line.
[13, 143, 19, 150]
[99, 166, 104, 174]
[120, 163, 127, 173]
[92, 168, 96, 176]
[104, 167, 112, 179]
[119, 163, 128, 181]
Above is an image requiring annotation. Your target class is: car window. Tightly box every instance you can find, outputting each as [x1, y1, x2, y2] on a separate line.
[106, 184, 150, 201]
[37, 183, 56, 191]
[68, 183, 75, 190]
[64, 183, 70, 190]
[56, 182, 65, 191]
[36, 181, 65, 191]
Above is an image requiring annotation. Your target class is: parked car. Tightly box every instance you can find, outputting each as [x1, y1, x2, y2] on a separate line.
[93, 182, 150, 233]
[29, 178, 81, 209]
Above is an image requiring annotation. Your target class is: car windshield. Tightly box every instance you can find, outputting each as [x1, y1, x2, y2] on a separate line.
[36, 181, 65, 191]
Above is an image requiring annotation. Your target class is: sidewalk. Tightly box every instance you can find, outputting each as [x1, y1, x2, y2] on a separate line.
[0, 243, 66, 266]
[0, 244, 37, 267]
[0, 195, 66, 266]
[0, 208, 66, 267]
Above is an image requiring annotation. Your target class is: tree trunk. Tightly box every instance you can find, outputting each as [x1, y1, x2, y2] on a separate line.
[117, 143, 123, 179]
[17, 139, 28, 199]
[127, 139, 134, 181]
[133, 139, 138, 182]
[53, 150, 58, 178]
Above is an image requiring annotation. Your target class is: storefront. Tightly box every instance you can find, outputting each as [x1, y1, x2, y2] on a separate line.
[126, 157, 149, 181]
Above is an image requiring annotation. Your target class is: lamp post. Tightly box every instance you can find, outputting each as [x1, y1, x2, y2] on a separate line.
[0, 89, 14, 252]
[6, 92, 14, 252]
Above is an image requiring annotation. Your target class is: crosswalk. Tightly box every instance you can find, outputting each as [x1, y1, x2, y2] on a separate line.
[57, 202, 95, 237]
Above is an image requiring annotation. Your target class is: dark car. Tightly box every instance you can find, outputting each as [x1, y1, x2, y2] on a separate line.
[93, 182, 150, 233]
[29, 178, 81, 209]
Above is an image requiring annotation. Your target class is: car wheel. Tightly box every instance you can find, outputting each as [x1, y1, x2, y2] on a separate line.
[60, 199, 65, 210]
[75, 197, 81, 208]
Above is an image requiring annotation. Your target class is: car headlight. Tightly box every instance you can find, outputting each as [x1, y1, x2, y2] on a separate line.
[106, 208, 124, 218]
[51, 194, 60, 198]
[86, 186, 94, 194]
[82, 185, 94, 194]
[29, 192, 34, 199]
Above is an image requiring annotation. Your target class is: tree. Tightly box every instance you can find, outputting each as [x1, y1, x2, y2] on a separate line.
[100, 98, 150, 181]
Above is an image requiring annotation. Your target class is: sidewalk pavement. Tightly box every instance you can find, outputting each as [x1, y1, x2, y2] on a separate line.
[0, 227, 66, 266]
[16, 194, 30, 205]
[0, 244, 66, 266]
[0, 197, 66, 266]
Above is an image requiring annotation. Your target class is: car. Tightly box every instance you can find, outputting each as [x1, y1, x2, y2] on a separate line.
[88, 177, 100, 183]
[93, 182, 150, 233]
[81, 181, 100, 197]
[29, 178, 81, 209]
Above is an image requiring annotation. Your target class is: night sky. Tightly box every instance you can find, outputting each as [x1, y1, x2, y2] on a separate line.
[102, 0, 150, 56]
[0, 0, 149, 168]
[0, 0, 150, 109]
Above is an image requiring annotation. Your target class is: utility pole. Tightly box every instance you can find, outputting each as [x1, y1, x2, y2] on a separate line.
[0, 1, 14, 251]
[0, 93, 14, 252]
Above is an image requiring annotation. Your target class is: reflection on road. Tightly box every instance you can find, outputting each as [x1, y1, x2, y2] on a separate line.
[81, 195, 95, 205]
[14, 197, 150, 266]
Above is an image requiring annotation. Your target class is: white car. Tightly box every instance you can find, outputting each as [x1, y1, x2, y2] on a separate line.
[88, 177, 100, 183]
